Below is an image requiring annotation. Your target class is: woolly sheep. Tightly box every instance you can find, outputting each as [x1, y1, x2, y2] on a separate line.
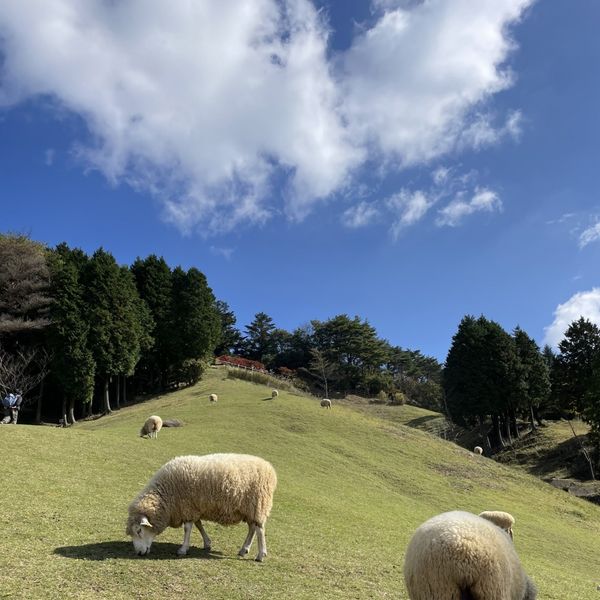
[474, 446, 483, 455]
[271, 389, 279, 398]
[404, 511, 537, 600]
[320, 398, 332, 409]
[139, 416, 162, 439]
[209, 393, 218, 403]
[479, 510, 516, 540]
[126, 453, 277, 562]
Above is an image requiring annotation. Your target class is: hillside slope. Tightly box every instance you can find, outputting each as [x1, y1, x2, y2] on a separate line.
[0, 366, 598, 599]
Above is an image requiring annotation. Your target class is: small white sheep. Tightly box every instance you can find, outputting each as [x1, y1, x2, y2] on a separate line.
[479, 510, 516, 540]
[320, 398, 332, 409]
[139, 416, 162, 439]
[271, 389, 279, 398]
[209, 393, 218, 403]
[474, 446, 483, 455]
[404, 511, 536, 600]
[126, 453, 277, 562]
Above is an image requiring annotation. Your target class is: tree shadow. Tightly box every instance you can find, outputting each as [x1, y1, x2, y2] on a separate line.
[54, 541, 226, 561]
[405, 415, 442, 428]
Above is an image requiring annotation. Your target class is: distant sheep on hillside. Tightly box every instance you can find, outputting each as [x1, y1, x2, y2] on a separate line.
[140, 416, 162, 439]
[474, 446, 483, 455]
[209, 393, 218, 403]
[271, 389, 279, 398]
[404, 511, 536, 600]
[126, 453, 277, 561]
[320, 398, 332, 409]
[479, 510, 516, 540]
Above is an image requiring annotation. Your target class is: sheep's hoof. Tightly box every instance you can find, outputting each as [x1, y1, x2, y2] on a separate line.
[238, 548, 249, 557]
[254, 555, 265, 562]
[177, 547, 189, 556]
[203, 545, 211, 552]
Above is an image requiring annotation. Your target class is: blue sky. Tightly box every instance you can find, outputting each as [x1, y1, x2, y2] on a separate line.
[1, 0, 600, 361]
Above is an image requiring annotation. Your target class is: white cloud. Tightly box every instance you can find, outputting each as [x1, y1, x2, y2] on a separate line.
[342, 201, 379, 229]
[543, 288, 600, 348]
[44, 148, 55, 166]
[0, 0, 533, 233]
[579, 221, 600, 248]
[341, 0, 532, 166]
[387, 189, 434, 238]
[210, 246, 234, 260]
[436, 187, 502, 227]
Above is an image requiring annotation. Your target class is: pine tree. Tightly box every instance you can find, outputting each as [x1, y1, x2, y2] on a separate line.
[242, 312, 276, 363]
[47, 250, 95, 424]
[214, 300, 242, 356]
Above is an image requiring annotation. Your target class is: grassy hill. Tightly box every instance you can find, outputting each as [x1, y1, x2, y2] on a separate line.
[1, 366, 599, 599]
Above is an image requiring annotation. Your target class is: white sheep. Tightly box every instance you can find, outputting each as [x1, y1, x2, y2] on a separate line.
[479, 510, 516, 540]
[139, 416, 162, 439]
[126, 453, 277, 562]
[320, 398, 332, 409]
[209, 393, 218, 403]
[474, 446, 483, 455]
[404, 511, 537, 600]
[271, 389, 279, 398]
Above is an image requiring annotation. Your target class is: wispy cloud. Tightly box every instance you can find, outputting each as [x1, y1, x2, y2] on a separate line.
[436, 188, 502, 227]
[0, 0, 533, 233]
[543, 288, 600, 348]
[44, 148, 55, 166]
[387, 190, 434, 238]
[579, 221, 600, 248]
[342, 201, 379, 229]
[209, 246, 235, 260]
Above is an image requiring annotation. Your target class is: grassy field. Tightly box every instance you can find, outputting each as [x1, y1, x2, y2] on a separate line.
[1, 366, 599, 599]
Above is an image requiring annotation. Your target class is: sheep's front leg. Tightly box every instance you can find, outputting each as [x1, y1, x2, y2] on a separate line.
[177, 522, 193, 555]
[238, 523, 256, 557]
[195, 520, 211, 550]
[254, 524, 267, 562]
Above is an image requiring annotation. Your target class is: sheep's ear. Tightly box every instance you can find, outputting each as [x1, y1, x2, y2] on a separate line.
[140, 516, 153, 528]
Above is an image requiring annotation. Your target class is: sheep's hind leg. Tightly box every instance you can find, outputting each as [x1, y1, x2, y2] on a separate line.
[177, 522, 193, 555]
[238, 523, 256, 557]
[195, 520, 212, 550]
[254, 523, 267, 562]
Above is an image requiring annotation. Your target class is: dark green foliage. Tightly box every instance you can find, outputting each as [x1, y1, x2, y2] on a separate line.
[242, 312, 276, 363]
[170, 266, 220, 367]
[553, 317, 600, 413]
[214, 300, 242, 356]
[47, 249, 95, 421]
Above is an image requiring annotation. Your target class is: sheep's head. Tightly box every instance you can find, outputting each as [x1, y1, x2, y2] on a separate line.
[126, 515, 156, 555]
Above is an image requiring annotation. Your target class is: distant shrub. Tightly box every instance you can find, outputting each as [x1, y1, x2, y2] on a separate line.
[389, 391, 406, 406]
[180, 359, 206, 386]
[216, 355, 266, 372]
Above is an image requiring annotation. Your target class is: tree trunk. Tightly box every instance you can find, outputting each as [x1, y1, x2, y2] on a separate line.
[478, 415, 492, 455]
[533, 405, 544, 427]
[61, 397, 68, 427]
[492, 414, 505, 449]
[529, 404, 537, 431]
[68, 397, 76, 425]
[123, 376, 127, 405]
[503, 414, 513, 446]
[103, 378, 112, 414]
[115, 375, 121, 410]
[35, 378, 44, 424]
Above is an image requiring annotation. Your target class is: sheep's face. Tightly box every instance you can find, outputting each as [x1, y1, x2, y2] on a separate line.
[127, 515, 156, 556]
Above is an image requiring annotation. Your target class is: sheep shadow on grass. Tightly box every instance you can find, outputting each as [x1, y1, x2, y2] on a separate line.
[54, 541, 225, 561]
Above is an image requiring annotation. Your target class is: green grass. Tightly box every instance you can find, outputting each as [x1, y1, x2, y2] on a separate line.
[1, 366, 599, 599]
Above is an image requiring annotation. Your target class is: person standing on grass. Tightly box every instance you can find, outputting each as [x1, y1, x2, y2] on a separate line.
[1, 391, 23, 424]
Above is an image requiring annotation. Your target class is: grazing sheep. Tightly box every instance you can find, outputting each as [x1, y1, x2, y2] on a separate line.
[209, 393, 218, 403]
[479, 510, 516, 540]
[404, 511, 537, 600]
[139, 416, 163, 439]
[474, 446, 483, 456]
[126, 453, 277, 562]
[271, 389, 279, 398]
[320, 398, 332, 409]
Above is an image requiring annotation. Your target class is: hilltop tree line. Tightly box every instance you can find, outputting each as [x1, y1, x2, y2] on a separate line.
[0, 234, 443, 424]
[443, 314, 600, 466]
